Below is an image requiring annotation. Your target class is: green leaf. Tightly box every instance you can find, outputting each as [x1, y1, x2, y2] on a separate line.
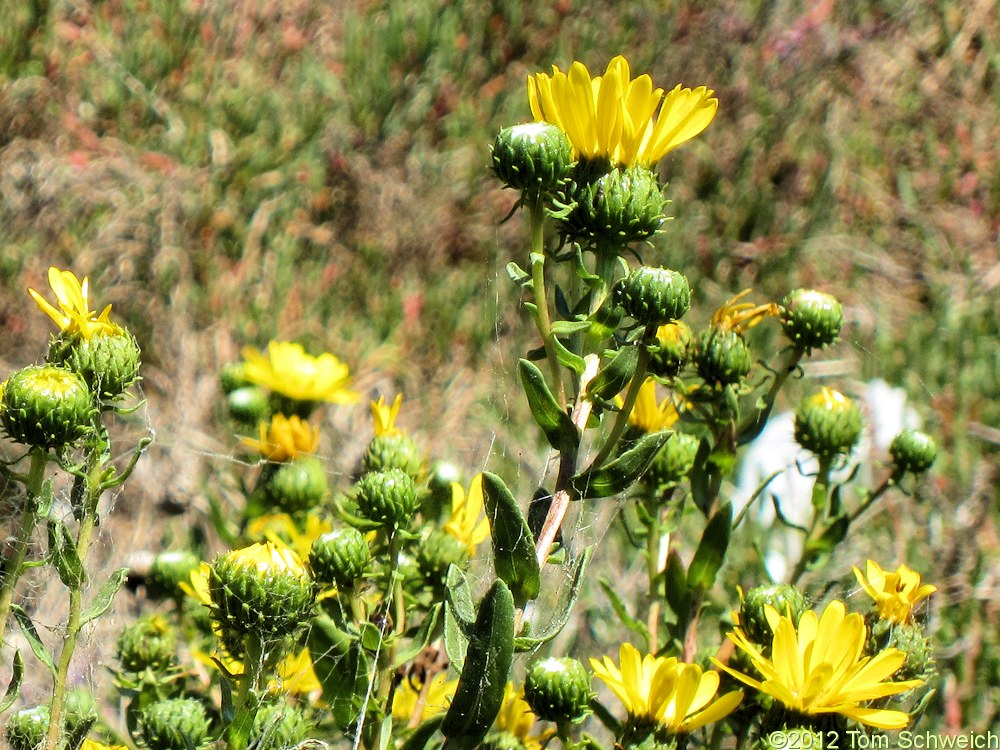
[400, 716, 444, 750]
[515, 547, 593, 651]
[444, 603, 469, 673]
[506, 261, 531, 289]
[393, 604, 441, 668]
[550, 320, 592, 336]
[573, 431, 670, 499]
[440, 580, 515, 749]
[47, 517, 86, 589]
[481, 472, 541, 603]
[687, 503, 732, 595]
[588, 299, 624, 342]
[0, 651, 23, 712]
[598, 578, 649, 645]
[80, 567, 129, 625]
[445, 564, 475, 629]
[551, 336, 586, 375]
[37, 477, 54, 517]
[805, 515, 850, 559]
[586, 345, 639, 402]
[663, 550, 691, 621]
[519, 359, 578, 452]
[309, 615, 370, 728]
[11, 605, 54, 675]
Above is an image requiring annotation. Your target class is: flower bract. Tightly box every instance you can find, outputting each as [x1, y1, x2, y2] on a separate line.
[242, 341, 358, 404]
[853, 560, 937, 625]
[29, 267, 117, 340]
[713, 600, 923, 729]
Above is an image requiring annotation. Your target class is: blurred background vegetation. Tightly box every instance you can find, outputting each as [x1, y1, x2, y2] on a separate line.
[1, 0, 998, 734]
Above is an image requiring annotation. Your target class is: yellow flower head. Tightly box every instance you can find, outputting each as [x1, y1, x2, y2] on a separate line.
[244, 511, 334, 562]
[591, 643, 742, 733]
[442, 473, 491, 555]
[710, 289, 779, 333]
[528, 55, 717, 168]
[242, 341, 358, 404]
[494, 684, 554, 750]
[714, 600, 923, 729]
[620, 378, 680, 434]
[28, 267, 117, 340]
[193, 645, 321, 695]
[372, 394, 404, 437]
[392, 671, 458, 724]
[853, 560, 937, 625]
[81, 741, 129, 750]
[241, 413, 320, 462]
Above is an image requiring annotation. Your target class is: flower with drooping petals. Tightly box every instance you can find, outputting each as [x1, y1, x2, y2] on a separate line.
[242, 341, 358, 405]
[442, 474, 490, 555]
[392, 671, 458, 724]
[241, 413, 320, 462]
[621, 377, 680, 434]
[853, 560, 937, 625]
[28, 267, 117, 340]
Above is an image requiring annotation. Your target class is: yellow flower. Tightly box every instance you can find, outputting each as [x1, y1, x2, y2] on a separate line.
[245, 512, 333, 562]
[494, 684, 554, 750]
[242, 341, 358, 404]
[442, 474, 490, 555]
[241, 414, 320, 462]
[372, 394, 403, 436]
[591, 643, 742, 733]
[28, 267, 117, 340]
[710, 289, 779, 333]
[853, 560, 937, 625]
[192, 645, 321, 696]
[81, 741, 129, 750]
[714, 600, 923, 729]
[528, 55, 717, 168]
[619, 378, 680, 433]
[392, 671, 458, 723]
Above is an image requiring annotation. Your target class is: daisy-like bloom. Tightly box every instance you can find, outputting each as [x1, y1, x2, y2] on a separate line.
[853, 560, 937, 625]
[392, 671, 458, 724]
[244, 511, 334, 563]
[242, 341, 358, 404]
[528, 55, 718, 168]
[710, 289, 779, 333]
[494, 684, 555, 750]
[241, 413, 320, 462]
[591, 643, 742, 734]
[442, 473, 490, 555]
[28, 267, 117, 340]
[372, 394, 404, 436]
[713, 600, 923, 730]
[619, 377, 681, 433]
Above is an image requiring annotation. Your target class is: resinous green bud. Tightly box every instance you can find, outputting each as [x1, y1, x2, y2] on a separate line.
[883, 622, 936, 682]
[146, 549, 202, 601]
[362, 432, 424, 480]
[418, 529, 469, 583]
[227, 386, 269, 424]
[210, 542, 315, 642]
[524, 656, 593, 723]
[793, 388, 863, 458]
[1, 364, 93, 449]
[739, 584, 808, 646]
[117, 614, 177, 673]
[264, 455, 329, 513]
[138, 697, 212, 750]
[309, 527, 371, 588]
[614, 267, 691, 327]
[355, 468, 419, 529]
[47, 325, 141, 402]
[219, 362, 251, 394]
[645, 432, 700, 490]
[491, 122, 573, 196]
[560, 164, 667, 245]
[649, 321, 693, 378]
[6, 706, 49, 750]
[694, 328, 752, 386]
[889, 429, 937, 474]
[780, 289, 843, 352]
[251, 701, 312, 750]
[63, 689, 98, 749]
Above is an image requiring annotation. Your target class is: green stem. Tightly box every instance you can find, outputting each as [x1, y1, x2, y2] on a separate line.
[848, 470, 902, 524]
[0, 449, 47, 650]
[737, 346, 804, 445]
[644, 499, 663, 653]
[225, 636, 266, 750]
[788, 454, 833, 585]
[528, 196, 564, 405]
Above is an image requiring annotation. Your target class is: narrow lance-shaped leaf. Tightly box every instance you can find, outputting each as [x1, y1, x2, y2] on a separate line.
[11, 605, 54, 675]
[0, 651, 23, 712]
[586, 345, 639, 403]
[573, 431, 670, 499]
[481, 472, 541, 604]
[519, 359, 578, 452]
[687, 503, 732, 595]
[48, 517, 86, 589]
[80, 567, 129, 626]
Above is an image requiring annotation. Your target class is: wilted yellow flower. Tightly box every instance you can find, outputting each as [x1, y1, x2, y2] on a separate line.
[241, 414, 320, 462]
[494, 684, 554, 750]
[714, 600, 923, 730]
[528, 55, 717, 168]
[619, 378, 680, 433]
[853, 560, 937, 625]
[242, 341, 358, 404]
[442, 474, 490, 555]
[392, 671, 458, 723]
[591, 643, 742, 733]
[710, 289, 779, 333]
[372, 394, 403, 436]
[28, 267, 117, 340]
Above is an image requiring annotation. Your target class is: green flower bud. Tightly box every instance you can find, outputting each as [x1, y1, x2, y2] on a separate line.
[361, 432, 424, 480]
[780, 289, 843, 352]
[1, 365, 94, 449]
[694, 328, 752, 386]
[264, 455, 329, 513]
[740, 584, 809, 647]
[491, 123, 573, 196]
[219, 362, 251, 394]
[117, 614, 177, 673]
[644, 432, 700, 490]
[138, 697, 212, 750]
[793, 388, 863, 459]
[882, 622, 936, 683]
[146, 549, 202, 601]
[209, 542, 315, 642]
[47, 326, 141, 402]
[524, 657, 593, 723]
[354, 468, 419, 529]
[614, 267, 691, 327]
[482, 733, 529, 750]
[251, 700, 312, 750]
[6, 706, 49, 750]
[418, 529, 469, 583]
[889, 430, 937, 474]
[559, 165, 667, 246]
[63, 690, 97, 750]
[309, 527, 371, 588]
[227, 386, 269, 424]
[649, 321, 692, 378]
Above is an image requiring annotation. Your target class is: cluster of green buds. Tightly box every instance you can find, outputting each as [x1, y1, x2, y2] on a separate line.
[5, 692, 96, 750]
